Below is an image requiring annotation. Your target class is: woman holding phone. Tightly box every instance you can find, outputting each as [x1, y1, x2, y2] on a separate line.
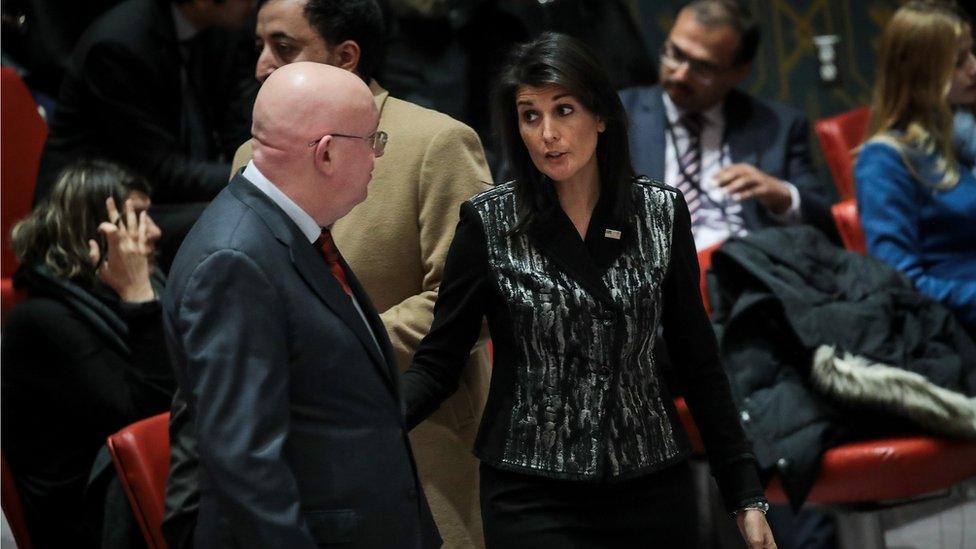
[2, 159, 174, 548]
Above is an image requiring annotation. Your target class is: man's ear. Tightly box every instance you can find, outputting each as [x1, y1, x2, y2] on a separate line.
[312, 135, 335, 176]
[332, 40, 362, 74]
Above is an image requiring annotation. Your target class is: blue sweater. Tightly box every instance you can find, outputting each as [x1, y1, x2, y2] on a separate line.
[855, 140, 976, 327]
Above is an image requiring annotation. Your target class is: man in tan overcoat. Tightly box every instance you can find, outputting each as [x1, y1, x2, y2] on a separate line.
[234, 0, 491, 547]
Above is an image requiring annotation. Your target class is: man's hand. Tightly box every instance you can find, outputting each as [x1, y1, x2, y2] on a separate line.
[736, 509, 777, 549]
[714, 163, 793, 214]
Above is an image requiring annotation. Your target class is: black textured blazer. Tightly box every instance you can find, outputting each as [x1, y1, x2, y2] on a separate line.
[403, 177, 764, 511]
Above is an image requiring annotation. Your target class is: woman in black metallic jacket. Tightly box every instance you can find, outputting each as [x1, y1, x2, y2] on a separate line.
[402, 32, 775, 549]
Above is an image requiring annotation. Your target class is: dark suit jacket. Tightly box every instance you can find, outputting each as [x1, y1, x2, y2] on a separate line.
[619, 85, 839, 241]
[162, 174, 439, 548]
[1, 265, 173, 548]
[34, 0, 255, 204]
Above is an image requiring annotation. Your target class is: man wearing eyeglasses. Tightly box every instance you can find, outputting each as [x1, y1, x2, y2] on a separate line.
[162, 62, 441, 548]
[620, 0, 838, 251]
[163, 1, 493, 548]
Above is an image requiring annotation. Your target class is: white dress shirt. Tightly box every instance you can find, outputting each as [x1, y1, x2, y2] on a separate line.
[170, 4, 199, 42]
[243, 161, 383, 354]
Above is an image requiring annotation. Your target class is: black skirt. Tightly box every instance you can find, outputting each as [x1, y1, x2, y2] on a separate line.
[479, 460, 698, 549]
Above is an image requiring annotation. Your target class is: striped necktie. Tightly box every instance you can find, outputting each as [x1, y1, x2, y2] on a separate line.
[674, 111, 704, 223]
[316, 229, 353, 297]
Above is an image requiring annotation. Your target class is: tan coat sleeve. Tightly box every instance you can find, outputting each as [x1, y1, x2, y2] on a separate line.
[379, 122, 492, 366]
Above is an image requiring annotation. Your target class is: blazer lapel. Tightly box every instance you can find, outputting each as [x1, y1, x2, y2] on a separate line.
[340, 254, 401, 389]
[724, 90, 763, 224]
[526, 205, 615, 307]
[289, 242, 393, 382]
[229, 177, 396, 390]
[725, 90, 760, 168]
[645, 87, 668, 182]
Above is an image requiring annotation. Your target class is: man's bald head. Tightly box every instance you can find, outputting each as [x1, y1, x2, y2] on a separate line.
[252, 61, 374, 154]
[250, 62, 379, 226]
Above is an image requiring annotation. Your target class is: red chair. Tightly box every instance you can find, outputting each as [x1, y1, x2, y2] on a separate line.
[106, 413, 171, 549]
[814, 107, 870, 201]
[765, 436, 976, 547]
[764, 437, 976, 506]
[832, 199, 866, 254]
[1, 67, 48, 321]
[677, 400, 976, 545]
[697, 241, 722, 316]
[1, 453, 33, 549]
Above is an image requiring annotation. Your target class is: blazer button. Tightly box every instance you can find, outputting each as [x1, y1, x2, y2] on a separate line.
[740, 410, 751, 423]
[776, 458, 790, 472]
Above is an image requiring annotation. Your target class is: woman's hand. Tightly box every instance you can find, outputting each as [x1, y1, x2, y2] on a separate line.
[736, 509, 776, 549]
[88, 196, 157, 303]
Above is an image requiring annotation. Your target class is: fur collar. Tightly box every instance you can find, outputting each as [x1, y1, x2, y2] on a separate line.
[811, 345, 976, 438]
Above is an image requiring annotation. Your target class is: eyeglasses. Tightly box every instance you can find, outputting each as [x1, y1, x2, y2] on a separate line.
[660, 41, 734, 85]
[307, 130, 388, 157]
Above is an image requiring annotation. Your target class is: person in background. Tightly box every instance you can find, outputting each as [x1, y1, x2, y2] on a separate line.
[164, 1, 493, 547]
[620, 0, 839, 251]
[856, 0, 976, 333]
[2, 159, 174, 548]
[402, 33, 775, 549]
[34, 0, 259, 270]
[378, 0, 656, 166]
[953, 107, 976, 169]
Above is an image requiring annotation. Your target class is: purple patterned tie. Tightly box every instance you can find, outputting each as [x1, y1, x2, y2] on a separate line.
[674, 112, 704, 223]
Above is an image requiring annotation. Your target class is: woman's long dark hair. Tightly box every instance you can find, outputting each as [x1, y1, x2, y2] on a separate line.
[492, 32, 636, 234]
[11, 159, 151, 288]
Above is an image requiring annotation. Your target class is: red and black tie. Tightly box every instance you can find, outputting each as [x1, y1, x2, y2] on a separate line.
[316, 229, 352, 297]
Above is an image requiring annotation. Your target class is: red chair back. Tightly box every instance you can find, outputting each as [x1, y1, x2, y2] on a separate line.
[2, 453, 33, 549]
[697, 241, 722, 315]
[106, 413, 171, 549]
[765, 436, 976, 504]
[1, 67, 47, 320]
[831, 199, 866, 254]
[814, 107, 870, 201]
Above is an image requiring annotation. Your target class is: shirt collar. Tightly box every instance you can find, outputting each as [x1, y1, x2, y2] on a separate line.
[170, 4, 200, 42]
[243, 161, 322, 244]
[662, 92, 725, 128]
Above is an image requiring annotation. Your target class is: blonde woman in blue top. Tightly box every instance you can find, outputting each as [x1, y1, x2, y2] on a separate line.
[855, 0, 976, 332]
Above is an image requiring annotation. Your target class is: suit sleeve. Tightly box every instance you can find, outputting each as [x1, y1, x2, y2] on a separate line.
[82, 42, 229, 202]
[856, 143, 976, 325]
[402, 201, 490, 429]
[661, 192, 766, 513]
[379, 121, 492, 371]
[175, 250, 316, 549]
[785, 114, 840, 241]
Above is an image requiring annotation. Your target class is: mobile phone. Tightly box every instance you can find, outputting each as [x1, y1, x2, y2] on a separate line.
[96, 232, 109, 269]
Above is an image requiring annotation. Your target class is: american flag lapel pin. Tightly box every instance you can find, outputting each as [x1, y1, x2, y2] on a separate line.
[604, 229, 622, 240]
